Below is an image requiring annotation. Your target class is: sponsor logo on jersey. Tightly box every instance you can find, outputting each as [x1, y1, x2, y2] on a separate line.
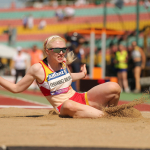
[47, 68, 68, 81]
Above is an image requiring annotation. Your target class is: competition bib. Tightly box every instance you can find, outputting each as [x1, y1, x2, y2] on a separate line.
[47, 68, 72, 95]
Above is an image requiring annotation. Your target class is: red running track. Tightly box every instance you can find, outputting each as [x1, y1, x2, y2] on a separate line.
[0, 93, 150, 111]
[0, 95, 52, 109]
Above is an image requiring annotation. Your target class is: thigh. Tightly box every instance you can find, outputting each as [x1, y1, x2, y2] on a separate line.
[87, 82, 120, 108]
[15, 70, 19, 76]
[21, 69, 26, 77]
[122, 71, 127, 79]
[60, 100, 104, 118]
[117, 71, 123, 79]
[60, 100, 86, 115]
[134, 66, 141, 78]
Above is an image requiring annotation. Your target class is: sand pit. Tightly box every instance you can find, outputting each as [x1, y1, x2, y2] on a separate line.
[0, 99, 150, 149]
[0, 93, 150, 149]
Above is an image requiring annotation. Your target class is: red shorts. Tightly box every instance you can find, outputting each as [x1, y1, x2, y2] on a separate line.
[56, 92, 89, 112]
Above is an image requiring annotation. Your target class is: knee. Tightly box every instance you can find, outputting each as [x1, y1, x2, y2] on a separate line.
[108, 82, 121, 95]
[61, 100, 77, 113]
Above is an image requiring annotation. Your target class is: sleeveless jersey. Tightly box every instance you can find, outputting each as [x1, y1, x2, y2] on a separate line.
[37, 58, 72, 96]
[115, 50, 128, 69]
[132, 46, 141, 59]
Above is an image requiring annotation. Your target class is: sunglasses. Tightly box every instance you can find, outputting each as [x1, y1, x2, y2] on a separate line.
[48, 47, 68, 53]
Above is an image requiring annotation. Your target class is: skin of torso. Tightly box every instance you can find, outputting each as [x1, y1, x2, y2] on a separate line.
[133, 57, 141, 62]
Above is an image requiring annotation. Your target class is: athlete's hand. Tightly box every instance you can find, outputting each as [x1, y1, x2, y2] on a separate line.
[80, 64, 87, 78]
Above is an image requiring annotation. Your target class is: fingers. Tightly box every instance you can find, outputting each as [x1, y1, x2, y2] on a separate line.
[81, 64, 86, 71]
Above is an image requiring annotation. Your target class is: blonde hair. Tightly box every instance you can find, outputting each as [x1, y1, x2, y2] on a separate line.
[43, 35, 76, 65]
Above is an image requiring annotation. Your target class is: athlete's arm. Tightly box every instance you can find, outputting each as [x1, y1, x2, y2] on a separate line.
[69, 64, 87, 82]
[0, 63, 41, 93]
[139, 48, 146, 69]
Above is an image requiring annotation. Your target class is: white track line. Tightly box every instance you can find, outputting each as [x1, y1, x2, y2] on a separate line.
[0, 105, 53, 109]
[141, 111, 150, 113]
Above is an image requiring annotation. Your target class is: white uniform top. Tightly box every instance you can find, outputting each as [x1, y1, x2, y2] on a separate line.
[131, 50, 141, 59]
[13, 53, 27, 70]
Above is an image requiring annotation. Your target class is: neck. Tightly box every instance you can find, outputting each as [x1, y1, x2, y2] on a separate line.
[47, 57, 61, 71]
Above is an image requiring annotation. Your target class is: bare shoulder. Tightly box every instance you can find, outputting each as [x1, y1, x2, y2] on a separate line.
[139, 47, 144, 54]
[32, 63, 43, 71]
[27, 63, 43, 76]
[27, 63, 44, 82]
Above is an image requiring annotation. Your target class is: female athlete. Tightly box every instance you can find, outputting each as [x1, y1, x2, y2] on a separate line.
[0, 35, 121, 118]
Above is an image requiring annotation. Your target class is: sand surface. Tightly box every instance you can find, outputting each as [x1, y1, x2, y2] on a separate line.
[0, 106, 150, 148]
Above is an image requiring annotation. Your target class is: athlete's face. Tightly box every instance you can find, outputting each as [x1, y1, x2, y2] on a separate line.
[119, 45, 124, 51]
[49, 40, 66, 63]
[132, 41, 137, 47]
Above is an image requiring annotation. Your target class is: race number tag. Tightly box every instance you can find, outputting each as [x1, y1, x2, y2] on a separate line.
[47, 68, 72, 95]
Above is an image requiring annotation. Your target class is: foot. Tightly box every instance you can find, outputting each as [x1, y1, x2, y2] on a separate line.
[125, 88, 131, 93]
[133, 89, 141, 93]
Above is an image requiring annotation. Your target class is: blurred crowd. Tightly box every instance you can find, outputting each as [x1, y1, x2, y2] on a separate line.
[1, 0, 149, 93]
[63, 32, 147, 93]
[0, 45, 43, 90]
[0, 31, 147, 93]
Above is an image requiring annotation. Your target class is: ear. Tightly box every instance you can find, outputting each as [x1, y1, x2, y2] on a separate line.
[45, 48, 49, 55]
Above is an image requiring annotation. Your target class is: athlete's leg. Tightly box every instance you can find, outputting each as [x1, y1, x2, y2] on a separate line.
[122, 71, 130, 92]
[60, 100, 104, 118]
[134, 66, 141, 91]
[117, 71, 123, 90]
[21, 69, 26, 78]
[87, 82, 121, 110]
[15, 69, 19, 83]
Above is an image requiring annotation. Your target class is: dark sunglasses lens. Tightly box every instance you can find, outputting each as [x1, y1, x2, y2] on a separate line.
[53, 48, 67, 53]
[53, 49, 61, 53]
[62, 49, 67, 53]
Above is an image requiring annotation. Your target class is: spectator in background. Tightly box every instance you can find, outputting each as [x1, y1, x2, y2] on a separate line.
[105, 48, 112, 76]
[143, 0, 150, 9]
[115, 44, 130, 93]
[27, 14, 34, 29]
[12, 47, 28, 83]
[64, 5, 75, 20]
[50, 0, 58, 8]
[4, 24, 13, 46]
[0, 58, 4, 75]
[65, 32, 85, 73]
[22, 15, 28, 29]
[29, 45, 43, 66]
[64, 32, 86, 91]
[55, 5, 75, 21]
[131, 41, 146, 93]
[38, 18, 47, 30]
[75, 0, 86, 6]
[110, 44, 118, 77]
[55, 9, 64, 21]
[3, 24, 17, 47]
[127, 45, 134, 73]
[28, 45, 43, 90]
